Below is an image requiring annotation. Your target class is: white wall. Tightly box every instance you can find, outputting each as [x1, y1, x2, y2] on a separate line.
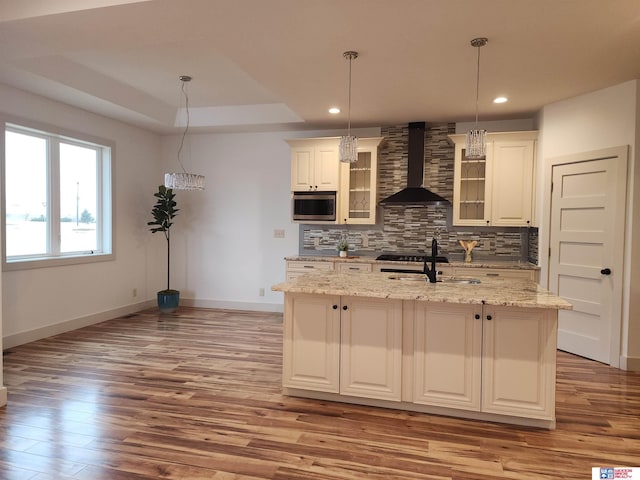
[158, 127, 380, 311]
[537, 80, 640, 369]
[1, 84, 161, 348]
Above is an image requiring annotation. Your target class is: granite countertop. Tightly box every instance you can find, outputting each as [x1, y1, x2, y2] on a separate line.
[272, 271, 571, 310]
[285, 255, 540, 271]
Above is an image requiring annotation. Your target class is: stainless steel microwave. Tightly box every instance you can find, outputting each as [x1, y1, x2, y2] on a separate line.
[292, 191, 337, 222]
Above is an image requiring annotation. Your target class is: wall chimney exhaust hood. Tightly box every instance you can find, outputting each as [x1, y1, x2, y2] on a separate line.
[379, 122, 450, 207]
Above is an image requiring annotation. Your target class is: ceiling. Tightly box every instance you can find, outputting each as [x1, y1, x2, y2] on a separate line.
[1, 0, 639, 134]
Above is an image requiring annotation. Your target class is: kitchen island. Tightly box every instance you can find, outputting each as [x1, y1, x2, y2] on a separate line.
[272, 270, 572, 429]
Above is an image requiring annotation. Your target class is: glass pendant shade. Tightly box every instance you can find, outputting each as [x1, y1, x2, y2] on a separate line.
[164, 172, 205, 190]
[465, 129, 486, 159]
[339, 135, 358, 163]
[340, 51, 359, 163]
[164, 75, 205, 191]
[466, 38, 488, 160]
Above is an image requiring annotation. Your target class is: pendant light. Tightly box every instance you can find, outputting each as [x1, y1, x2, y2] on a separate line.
[164, 75, 206, 190]
[465, 37, 488, 159]
[339, 51, 359, 163]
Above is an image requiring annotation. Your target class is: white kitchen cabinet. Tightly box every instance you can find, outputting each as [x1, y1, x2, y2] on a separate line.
[338, 137, 384, 225]
[340, 296, 403, 401]
[411, 302, 556, 420]
[282, 293, 341, 393]
[490, 140, 535, 226]
[285, 259, 334, 281]
[282, 293, 403, 401]
[413, 302, 482, 411]
[450, 131, 537, 227]
[481, 305, 557, 420]
[336, 262, 372, 273]
[288, 138, 340, 191]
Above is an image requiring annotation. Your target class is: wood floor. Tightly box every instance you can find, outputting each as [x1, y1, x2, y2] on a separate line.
[1, 307, 639, 480]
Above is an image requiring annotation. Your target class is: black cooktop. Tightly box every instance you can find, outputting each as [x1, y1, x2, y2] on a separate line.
[376, 254, 449, 263]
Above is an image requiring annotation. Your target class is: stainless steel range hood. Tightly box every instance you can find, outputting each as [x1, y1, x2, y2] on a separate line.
[378, 122, 450, 206]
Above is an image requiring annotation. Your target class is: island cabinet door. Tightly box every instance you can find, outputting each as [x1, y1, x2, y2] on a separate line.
[282, 293, 341, 393]
[481, 306, 558, 420]
[339, 296, 403, 401]
[412, 303, 482, 411]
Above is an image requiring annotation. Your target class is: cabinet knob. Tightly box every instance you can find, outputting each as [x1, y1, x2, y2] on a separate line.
[486, 315, 493, 321]
[474, 314, 480, 320]
[332, 305, 338, 310]
[342, 305, 348, 311]
[601, 268, 612, 275]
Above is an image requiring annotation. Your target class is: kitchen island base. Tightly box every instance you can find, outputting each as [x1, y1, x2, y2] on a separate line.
[273, 276, 570, 430]
[282, 388, 556, 430]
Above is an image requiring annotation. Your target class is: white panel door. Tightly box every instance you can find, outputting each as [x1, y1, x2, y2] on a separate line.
[412, 302, 482, 411]
[282, 293, 341, 392]
[549, 150, 627, 365]
[491, 140, 534, 226]
[314, 143, 340, 190]
[290, 146, 314, 191]
[340, 296, 403, 401]
[481, 306, 557, 420]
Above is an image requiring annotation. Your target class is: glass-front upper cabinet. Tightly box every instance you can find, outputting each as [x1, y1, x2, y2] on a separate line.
[339, 137, 384, 224]
[449, 131, 537, 227]
[456, 146, 490, 224]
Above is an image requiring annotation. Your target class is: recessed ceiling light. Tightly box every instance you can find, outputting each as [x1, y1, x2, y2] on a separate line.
[329, 107, 341, 114]
[493, 96, 508, 104]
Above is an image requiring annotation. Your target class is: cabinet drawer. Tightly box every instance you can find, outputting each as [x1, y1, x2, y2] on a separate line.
[373, 263, 424, 273]
[286, 260, 334, 272]
[453, 267, 535, 281]
[437, 266, 453, 277]
[337, 263, 372, 273]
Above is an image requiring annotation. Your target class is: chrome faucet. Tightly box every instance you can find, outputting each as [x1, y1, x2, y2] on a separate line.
[423, 238, 438, 283]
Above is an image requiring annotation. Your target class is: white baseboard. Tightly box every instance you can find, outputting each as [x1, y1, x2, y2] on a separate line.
[182, 298, 284, 313]
[619, 354, 640, 372]
[2, 299, 284, 350]
[2, 300, 155, 349]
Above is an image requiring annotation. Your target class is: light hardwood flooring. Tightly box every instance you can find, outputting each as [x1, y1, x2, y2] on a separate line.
[1, 307, 639, 479]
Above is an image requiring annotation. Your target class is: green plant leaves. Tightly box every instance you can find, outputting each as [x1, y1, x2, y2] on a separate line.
[148, 185, 179, 233]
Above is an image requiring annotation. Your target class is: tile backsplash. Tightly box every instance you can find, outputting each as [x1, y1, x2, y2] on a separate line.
[299, 123, 538, 264]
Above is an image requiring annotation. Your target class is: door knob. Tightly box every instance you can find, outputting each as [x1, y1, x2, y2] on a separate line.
[601, 268, 612, 275]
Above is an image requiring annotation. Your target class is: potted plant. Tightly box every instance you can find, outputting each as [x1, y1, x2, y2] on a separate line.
[337, 238, 349, 258]
[148, 185, 180, 313]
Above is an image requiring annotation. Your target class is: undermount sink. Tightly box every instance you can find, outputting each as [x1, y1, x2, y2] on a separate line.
[387, 275, 481, 285]
[387, 274, 426, 282]
[440, 277, 481, 284]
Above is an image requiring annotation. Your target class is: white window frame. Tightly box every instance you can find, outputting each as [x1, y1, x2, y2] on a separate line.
[2, 119, 114, 271]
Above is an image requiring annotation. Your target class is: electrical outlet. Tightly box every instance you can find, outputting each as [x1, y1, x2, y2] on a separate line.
[259, 288, 265, 297]
[274, 229, 285, 238]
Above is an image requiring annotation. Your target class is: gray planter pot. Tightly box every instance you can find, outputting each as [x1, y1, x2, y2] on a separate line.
[157, 289, 180, 313]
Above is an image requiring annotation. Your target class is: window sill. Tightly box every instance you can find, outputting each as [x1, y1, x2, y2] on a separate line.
[3, 252, 114, 271]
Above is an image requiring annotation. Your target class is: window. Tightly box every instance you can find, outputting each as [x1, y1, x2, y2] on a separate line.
[3, 122, 113, 269]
